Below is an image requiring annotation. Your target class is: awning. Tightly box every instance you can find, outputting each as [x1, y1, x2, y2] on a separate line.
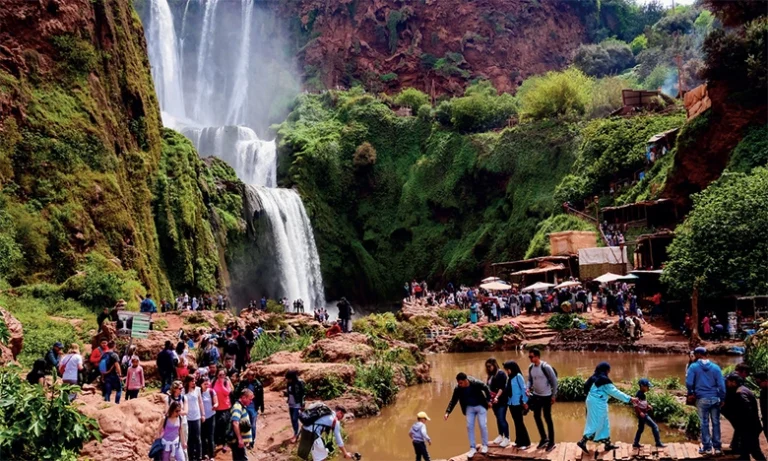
[480, 281, 512, 291]
[631, 269, 664, 275]
[616, 274, 639, 282]
[509, 264, 565, 276]
[594, 272, 623, 284]
[648, 128, 679, 144]
[579, 247, 627, 265]
[555, 280, 581, 289]
[522, 282, 555, 293]
[481, 276, 502, 283]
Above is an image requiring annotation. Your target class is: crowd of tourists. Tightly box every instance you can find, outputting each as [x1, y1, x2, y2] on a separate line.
[434, 348, 766, 460]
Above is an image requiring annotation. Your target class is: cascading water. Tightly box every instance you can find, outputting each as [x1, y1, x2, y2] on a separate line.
[141, 0, 324, 307]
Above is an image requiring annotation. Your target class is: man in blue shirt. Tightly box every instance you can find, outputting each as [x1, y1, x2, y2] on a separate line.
[140, 294, 157, 313]
[686, 347, 726, 455]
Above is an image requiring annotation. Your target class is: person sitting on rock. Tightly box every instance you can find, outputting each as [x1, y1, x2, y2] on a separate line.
[325, 321, 343, 338]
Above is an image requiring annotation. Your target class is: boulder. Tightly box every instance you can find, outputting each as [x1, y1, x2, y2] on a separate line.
[302, 333, 374, 362]
[250, 362, 356, 389]
[0, 308, 23, 363]
[326, 389, 380, 418]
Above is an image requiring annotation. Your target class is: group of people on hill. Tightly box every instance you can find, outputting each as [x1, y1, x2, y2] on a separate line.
[424, 347, 767, 460]
[168, 293, 230, 312]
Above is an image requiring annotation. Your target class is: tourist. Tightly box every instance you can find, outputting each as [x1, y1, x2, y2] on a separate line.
[26, 359, 47, 385]
[337, 297, 352, 332]
[503, 360, 531, 450]
[229, 388, 255, 460]
[200, 377, 218, 461]
[305, 405, 353, 460]
[224, 332, 239, 362]
[409, 411, 432, 461]
[632, 378, 665, 448]
[469, 301, 479, 324]
[96, 307, 112, 332]
[158, 401, 187, 461]
[158, 340, 177, 394]
[235, 329, 248, 371]
[102, 340, 122, 404]
[244, 326, 255, 364]
[404, 282, 412, 302]
[125, 356, 145, 400]
[686, 347, 725, 455]
[213, 369, 233, 453]
[485, 358, 510, 447]
[236, 370, 265, 449]
[223, 356, 238, 378]
[88, 339, 108, 383]
[184, 376, 205, 461]
[200, 338, 220, 367]
[724, 373, 766, 460]
[166, 381, 189, 451]
[176, 341, 190, 381]
[576, 362, 637, 455]
[325, 320, 342, 338]
[444, 372, 492, 458]
[286, 370, 306, 443]
[44, 341, 63, 375]
[702, 313, 711, 339]
[140, 293, 158, 313]
[526, 348, 557, 452]
[121, 344, 139, 372]
[59, 343, 84, 388]
[753, 372, 768, 444]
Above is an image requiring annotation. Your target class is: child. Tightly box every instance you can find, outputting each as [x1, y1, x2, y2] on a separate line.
[632, 378, 665, 449]
[124, 357, 144, 400]
[409, 411, 432, 461]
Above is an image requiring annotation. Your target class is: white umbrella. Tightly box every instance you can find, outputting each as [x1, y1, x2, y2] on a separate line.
[554, 280, 581, 289]
[522, 282, 555, 292]
[480, 281, 512, 291]
[594, 272, 623, 284]
[481, 276, 502, 283]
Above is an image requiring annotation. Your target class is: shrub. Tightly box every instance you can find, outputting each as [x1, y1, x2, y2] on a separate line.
[265, 299, 285, 314]
[574, 40, 635, 77]
[395, 88, 430, 112]
[546, 313, 586, 331]
[250, 332, 314, 362]
[644, 390, 684, 423]
[353, 142, 377, 168]
[630, 35, 648, 55]
[587, 76, 630, 119]
[416, 104, 432, 121]
[383, 347, 418, 366]
[439, 309, 470, 326]
[51, 34, 98, 77]
[557, 375, 587, 401]
[152, 319, 168, 331]
[727, 125, 768, 173]
[380, 73, 398, 83]
[516, 68, 592, 121]
[482, 325, 503, 345]
[435, 81, 516, 133]
[0, 368, 100, 460]
[354, 360, 399, 405]
[306, 374, 346, 400]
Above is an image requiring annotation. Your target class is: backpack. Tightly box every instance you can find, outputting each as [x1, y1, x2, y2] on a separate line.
[99, 352, 117, 375]
[528, 361, 558, 388]
[298, 402, 334, 427]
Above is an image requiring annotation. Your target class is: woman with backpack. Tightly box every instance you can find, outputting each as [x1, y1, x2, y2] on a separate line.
[285, 370, 306, 443]
[166, 381, 188, 456]
[158, 401, 187, 461]
[199, 377, 218, 461]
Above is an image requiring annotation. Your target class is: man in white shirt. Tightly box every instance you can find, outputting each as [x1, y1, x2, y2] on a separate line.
[309, 406, 354, 460]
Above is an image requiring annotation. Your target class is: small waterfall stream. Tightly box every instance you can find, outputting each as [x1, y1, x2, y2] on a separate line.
[142, 0, 324, 307]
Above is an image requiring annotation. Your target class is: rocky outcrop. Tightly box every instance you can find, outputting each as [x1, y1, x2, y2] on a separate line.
[302, 332, 375, 362]
[0, 308, 23, 364]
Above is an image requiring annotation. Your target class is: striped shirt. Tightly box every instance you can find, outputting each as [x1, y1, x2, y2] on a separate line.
[230, 402, 252, 444]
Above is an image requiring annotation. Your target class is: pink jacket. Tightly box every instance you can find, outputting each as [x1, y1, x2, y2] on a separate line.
[126, 365, 145, 390]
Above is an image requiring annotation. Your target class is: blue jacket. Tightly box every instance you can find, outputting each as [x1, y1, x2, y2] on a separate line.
[506, 373, 529, 406]
[686, 359, 725, 400]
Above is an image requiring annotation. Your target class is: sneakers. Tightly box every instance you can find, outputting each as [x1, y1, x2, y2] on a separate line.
[467, 448, 477, 458]
[577, 440, 590, 454]
[493, 435, 504, 444]
[537, 440, 548, 449]
[499, 437, 511, 448]
[698, 447, 711, 455]
[656, 443, 667, 448]
[546, 442, 556, 452]
[518, 446, 529, 451]
[481, 445, 489, 454]
[713, 448, 723, 456]
[632, 444, 642, 449]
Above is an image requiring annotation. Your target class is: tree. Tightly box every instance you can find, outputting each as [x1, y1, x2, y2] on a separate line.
[662, 168, 768, 298]
[353, 142, 377, 168]
[516, 68, 592, 121]
[630, 35, 648, 55]
[574, 40, 635, 77]
[394, 88, 429, 112]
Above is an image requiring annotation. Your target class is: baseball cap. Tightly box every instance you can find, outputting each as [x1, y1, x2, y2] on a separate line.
[694, 347, 707, 356]
[638, 378, 652, 387]
[53, 342, 64, 348]
[417, 411, 431, 421]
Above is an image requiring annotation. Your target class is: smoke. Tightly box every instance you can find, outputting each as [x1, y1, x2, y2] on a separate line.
[660, 68, 679, 97]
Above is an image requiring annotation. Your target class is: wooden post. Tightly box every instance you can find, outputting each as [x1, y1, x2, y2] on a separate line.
[690, 280, 702, 347]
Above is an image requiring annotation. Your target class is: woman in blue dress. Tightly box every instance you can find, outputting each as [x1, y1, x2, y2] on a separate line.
[577, 362, 637, 455]
[470, 302, 479, 324]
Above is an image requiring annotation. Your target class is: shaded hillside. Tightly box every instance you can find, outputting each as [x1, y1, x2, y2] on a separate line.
[279, 0, 587, 95]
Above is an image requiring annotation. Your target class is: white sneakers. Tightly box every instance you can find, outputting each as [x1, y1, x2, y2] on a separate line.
[481, 445, 489, 454]
[499, 437, 511, 448]
[493, 435, 504, 444]
[467, 448, 477, 458]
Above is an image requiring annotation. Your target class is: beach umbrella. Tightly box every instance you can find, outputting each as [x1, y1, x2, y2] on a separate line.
[554, 280, 581, 289]
[594, 272, 623, 284]
[480, 281, 512, 291]
[616, 274, 640, 283]
[522, 282, 555, 292]
[481, 276, 502, 283]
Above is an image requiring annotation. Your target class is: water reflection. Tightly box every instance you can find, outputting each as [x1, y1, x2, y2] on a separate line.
[347, 351, 739, 461]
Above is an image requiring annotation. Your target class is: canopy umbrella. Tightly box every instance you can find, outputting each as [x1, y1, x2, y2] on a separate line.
[522, 282, 555, 293]
[594, 272, 623, 284]
[616, 274, 639, 282]
[481, 276, 502, 283]
[554, 280, 581, 289]
[480, 281, 512, 291]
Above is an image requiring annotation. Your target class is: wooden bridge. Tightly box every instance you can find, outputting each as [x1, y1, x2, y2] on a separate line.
[441, 442, 732, 461]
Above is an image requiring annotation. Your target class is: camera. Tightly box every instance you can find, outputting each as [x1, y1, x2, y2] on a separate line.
[353, 453, 362, 460]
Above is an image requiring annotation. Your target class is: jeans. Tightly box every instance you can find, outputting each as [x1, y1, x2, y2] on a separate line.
[509, 405, 531, 447]
[103, 374, 122, 404]
[413, 441, 431, 461]
[229, 442, 248, 461]
[634, 414, 661, 445]
[215, 410, 231, 446]
[201, 415, 216, 459]
[125, 389, 140, 400]
[465, 405, 489, 449]
[530, 395, 554, 443]
[161, 372, 174, 394]
[697, 397, 722, 450]
[187, 419, 202, 461]
[289, 407, 301, 437]
[246, 408, 257, 447]
[493, 405, 509, 438]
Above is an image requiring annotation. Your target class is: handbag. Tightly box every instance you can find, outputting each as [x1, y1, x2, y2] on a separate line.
[148, 438, 164, 459]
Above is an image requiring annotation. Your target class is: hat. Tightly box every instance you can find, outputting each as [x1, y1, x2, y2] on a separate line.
[417, 411, 431, 421]
[694, 347, 708, 356]
[53, 342, 64, 348]
[638, 378, 652, 387]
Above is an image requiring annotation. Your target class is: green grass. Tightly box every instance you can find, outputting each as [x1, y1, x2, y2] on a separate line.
[250, 332, 314, 362]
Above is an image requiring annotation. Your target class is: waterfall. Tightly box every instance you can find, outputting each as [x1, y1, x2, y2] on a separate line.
[141, 0, 324, 307]
[146, 0, 185, 118]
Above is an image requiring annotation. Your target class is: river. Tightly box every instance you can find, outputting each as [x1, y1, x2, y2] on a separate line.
[346, 351, 739, 461]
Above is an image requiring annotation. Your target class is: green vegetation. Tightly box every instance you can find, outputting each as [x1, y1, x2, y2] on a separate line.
[525, 214, 597, 258]
[354, 360, 399, 405]
[0, 368, 100, 460]
[516, 68, 592, 121]
[727, 125, 768, 173]
[394, 88, 430, 112]
[574, 39, 635, 78]
[435, 81, 516, 132]
[662, 168, 768, 298]
[546, 313, 587, 331]
[250, 332, 314, 362]
[438, 309, 470, 326]
[306, 374, 346, 400]
[352, 313, 427, 350]
[556, 375, 587, 401]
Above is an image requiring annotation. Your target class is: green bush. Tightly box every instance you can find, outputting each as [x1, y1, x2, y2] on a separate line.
[587, 76, 631, 119]
[516, 68, 592, 121]
[395, 88, 430, 112]
[306, 374, 346, 400]
[250, 332, 314, 362]
[435, 81, 516, 133]
[630, 35, 648, 55]
[265, 299, 285, 314]
[557, 375, 587, 401]
[546, 313, 586, 331]
[51, 34, 98, 78]
[574, 40, 635, 77]
[482, 325, 503, 345]
[353, 142, 377, 167]
[727, 125, 768, 173]
[354, 360, 399, 405]
[439, 309, 470, 326]
[0, 368, 100, 460]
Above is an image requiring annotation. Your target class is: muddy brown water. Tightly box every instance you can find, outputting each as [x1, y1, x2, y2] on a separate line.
[346, 351, 740, 461]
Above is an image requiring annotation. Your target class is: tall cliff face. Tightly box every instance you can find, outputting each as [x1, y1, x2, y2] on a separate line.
[281, 0, 587, 96]
[0, 0, 243, 299]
